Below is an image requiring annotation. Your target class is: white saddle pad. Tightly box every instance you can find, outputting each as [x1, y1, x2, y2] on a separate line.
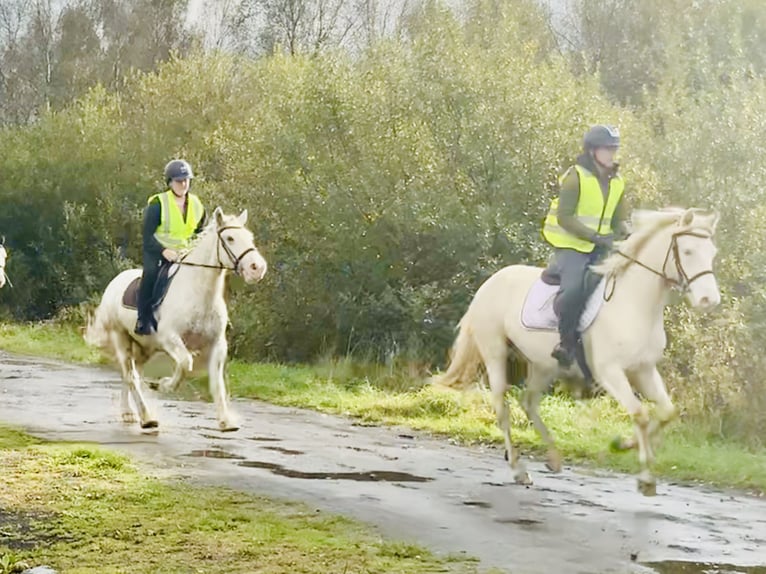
[520, 277, 606, 331]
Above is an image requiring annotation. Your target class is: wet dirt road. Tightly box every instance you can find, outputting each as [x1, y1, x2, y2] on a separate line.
[1, 351, 765, 574]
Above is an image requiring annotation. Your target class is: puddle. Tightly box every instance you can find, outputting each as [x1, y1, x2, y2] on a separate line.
[345, 446, 373, 453]
[238, 460, 432, 482]
[0, 358, 44, 367]
[643, 561, 766, 574]
[262, 446, 304, 455]
[494, 517, 542, 527]
[462, 500, 492, 508]
[247, 436, 282, 442]
[200, 433, 233, 440]
[183, 449, 245, 460]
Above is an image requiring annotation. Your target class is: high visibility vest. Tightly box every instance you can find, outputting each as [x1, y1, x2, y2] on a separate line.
[149, 190, 204, 250]
[542, 165, 624, 253]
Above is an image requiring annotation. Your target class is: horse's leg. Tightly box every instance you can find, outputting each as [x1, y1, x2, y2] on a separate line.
[630, 365, 676, 455]
[520, 366, 559, 472]
[158, 360, 186, 393]
[158, 334, 194, 393]
[128, 356, 158, 429]
[486, 356, 531, 485]
[611, 365, 676, 461]
[111, 331, 157, 428]
[113, 338, 136, 424]
[208, 337, 238, 432]
[594, 363, 655, 496]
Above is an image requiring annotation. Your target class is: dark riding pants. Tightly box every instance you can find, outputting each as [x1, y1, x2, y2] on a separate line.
[136, 255, 162, 328]
[551, 248, 605, 345]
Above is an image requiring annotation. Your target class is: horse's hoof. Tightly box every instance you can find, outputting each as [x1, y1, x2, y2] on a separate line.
[141, 420, 159, 430]
[514, 472, 533, 486]
[610, 435, 630, 452]
[219, 420, 240, 433]
[158, 377, 176, 393]
[637, 473, 657, 497]
[545, 450, 562, 473]
[147, 380, 159, 391]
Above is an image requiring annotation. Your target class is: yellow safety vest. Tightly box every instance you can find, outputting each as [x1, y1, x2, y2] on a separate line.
[542, 165, 624, 253]
[149, 190, 204, 250]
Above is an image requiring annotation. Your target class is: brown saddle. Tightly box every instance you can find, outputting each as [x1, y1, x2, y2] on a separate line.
[121, 263, 177, 311]
[122, 276, 141, 309]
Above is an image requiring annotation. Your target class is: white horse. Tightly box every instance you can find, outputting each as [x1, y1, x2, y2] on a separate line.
[434, 208, 720, 495]
[0, 237, 7, 289]
[85, 207, 267, 432]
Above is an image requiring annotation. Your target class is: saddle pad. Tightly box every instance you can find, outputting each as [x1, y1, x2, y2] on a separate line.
[121, 263, 179, 310]
[520, 276, 606, 331]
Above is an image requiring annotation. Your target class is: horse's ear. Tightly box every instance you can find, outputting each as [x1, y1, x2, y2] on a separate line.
[0, 236, 4, 246]
[213, 206, 225, 227]
[238, 209, 248, 225]
[709, 210, 720, 233]
[680, 209, 695, 228]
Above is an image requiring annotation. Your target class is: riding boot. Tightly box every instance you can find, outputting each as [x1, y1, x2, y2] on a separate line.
[134, 313, 154, 336]
[552, 324, 578, 368]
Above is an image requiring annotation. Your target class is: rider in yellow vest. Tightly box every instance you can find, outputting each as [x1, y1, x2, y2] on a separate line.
[542, 125, 629, 368]
[134, 159, 206, 335]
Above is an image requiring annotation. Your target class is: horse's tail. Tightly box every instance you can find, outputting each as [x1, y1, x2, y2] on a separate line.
[83, 302, 110, 350]
[431, 311, 483, 390]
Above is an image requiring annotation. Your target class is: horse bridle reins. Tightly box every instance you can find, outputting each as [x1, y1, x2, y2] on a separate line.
[176, 225, 257, 276]
[613, 229, 715, 293]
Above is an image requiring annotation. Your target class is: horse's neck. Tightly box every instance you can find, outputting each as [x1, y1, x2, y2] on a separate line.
[612, 230, 674, 318]
[168, 232, 226, 306]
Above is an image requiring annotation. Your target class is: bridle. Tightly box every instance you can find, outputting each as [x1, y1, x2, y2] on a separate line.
[613, 229, 715, 293]
[176, 225, 257, 276]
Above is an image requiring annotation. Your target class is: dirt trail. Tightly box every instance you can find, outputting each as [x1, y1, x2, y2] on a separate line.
[1, 351, 765, 574]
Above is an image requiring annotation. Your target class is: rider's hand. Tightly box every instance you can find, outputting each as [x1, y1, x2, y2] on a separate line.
[592, 234, 615, 250]
[162, 249, 179, 262]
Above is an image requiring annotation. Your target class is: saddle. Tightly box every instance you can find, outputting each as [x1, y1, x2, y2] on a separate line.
[521, 265, 607, 385]
[122, 263, 178, 311]
[520, 274, 605, 332]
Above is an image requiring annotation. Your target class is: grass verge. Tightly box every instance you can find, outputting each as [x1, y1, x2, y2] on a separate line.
[0, 424, 490, 574]
[2, 321, 765, 493]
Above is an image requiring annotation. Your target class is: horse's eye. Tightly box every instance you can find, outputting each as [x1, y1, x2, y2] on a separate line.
[226, 236, 234, 243]
[684, 249, 692, 256]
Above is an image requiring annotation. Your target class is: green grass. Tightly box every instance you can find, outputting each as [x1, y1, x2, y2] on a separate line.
[2, 321, 765, 493]
[0, 425, 488, 574]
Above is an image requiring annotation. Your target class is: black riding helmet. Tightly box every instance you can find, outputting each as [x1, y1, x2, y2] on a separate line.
[164, 159, 194, 185]
[583, 125, 620, 150]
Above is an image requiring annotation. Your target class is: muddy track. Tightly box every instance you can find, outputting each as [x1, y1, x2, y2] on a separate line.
[1, 351, 765, 574]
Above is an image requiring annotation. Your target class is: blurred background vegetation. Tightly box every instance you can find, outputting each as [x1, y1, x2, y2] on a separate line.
[0, 0, 764, 445]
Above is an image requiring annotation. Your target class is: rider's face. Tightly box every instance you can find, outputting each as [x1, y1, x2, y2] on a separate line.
[594, 146, 618, 168]
[170, 177, 190, 197]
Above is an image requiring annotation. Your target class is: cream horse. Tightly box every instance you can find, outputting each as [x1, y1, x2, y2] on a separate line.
[0, 237, 7, 289]
[434, 208, 720, 495]
[85, 208, 267, 432]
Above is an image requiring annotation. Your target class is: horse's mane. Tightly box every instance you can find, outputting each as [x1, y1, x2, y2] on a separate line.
[592, 207, 715, 277]
[183, 211, 251, 254]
